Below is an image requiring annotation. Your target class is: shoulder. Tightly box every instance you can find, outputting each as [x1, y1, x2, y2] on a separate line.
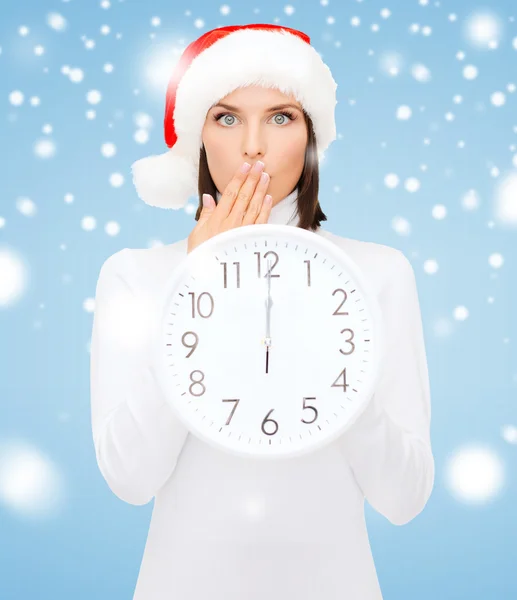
[317, 227, 413, 294]
[97, 238, 189, 293]
[98, 229, 414, 294]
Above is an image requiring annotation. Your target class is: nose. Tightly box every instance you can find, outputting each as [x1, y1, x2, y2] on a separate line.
[241, 121, 266, 162]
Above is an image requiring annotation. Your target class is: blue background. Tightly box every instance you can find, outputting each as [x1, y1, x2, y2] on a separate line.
[1, 0, 517, 598]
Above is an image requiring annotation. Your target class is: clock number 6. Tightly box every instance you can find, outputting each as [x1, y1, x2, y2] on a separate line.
[261, 409, 279, 436]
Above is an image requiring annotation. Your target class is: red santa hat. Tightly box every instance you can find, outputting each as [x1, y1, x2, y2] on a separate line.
[131, 23, 338, 209]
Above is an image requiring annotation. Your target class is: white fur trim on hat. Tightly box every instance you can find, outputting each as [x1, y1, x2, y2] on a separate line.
[132, 28, 338, 210]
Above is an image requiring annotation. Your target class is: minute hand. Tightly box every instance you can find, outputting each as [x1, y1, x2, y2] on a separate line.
[264, 259, 273, 374]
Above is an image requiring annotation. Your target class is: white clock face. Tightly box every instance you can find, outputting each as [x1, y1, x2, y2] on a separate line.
[154, 225, 383, 460]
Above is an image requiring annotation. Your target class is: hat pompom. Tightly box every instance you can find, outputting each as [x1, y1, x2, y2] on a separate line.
[130, 148, 197, 209]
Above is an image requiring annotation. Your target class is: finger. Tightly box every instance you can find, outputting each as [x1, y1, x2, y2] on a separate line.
[242, 171, 270, 225]
[213, 162, 253, 221]
[197, 194, 216, 226]
[255, 194, 273, 224]
[228, 162, 266, 223]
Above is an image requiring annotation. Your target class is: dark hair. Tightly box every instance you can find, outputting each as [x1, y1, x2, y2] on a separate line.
[195, 110, 327, 231]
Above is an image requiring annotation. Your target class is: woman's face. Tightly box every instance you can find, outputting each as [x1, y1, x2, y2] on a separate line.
[201, 85, 308, 208]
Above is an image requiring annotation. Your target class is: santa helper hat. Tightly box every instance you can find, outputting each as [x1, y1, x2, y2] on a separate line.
[131, 23, 338, 210]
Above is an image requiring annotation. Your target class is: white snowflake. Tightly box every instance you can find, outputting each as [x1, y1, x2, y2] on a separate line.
[105, 221, 120, 236]
[101, 142, 117, 158]
[424, 259, 439, 275]
[81, 216, 97, 231]
[109, 173, 124, 188]
[47, 12, 67, 31]
[463, 64, 478, 80]
[488, 253, 504, 268]
[405, 177, 421, 192]
[384, 173, 400, 189]
[490, 92, 506, 107]
[9, 91, 24, 106]
[396, 105, 412, 120]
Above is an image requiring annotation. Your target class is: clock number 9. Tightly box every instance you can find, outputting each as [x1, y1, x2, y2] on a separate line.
[181, 331, 199, 358]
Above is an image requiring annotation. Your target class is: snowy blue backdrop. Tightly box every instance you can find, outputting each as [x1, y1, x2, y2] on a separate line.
[1, 0, 517, 598]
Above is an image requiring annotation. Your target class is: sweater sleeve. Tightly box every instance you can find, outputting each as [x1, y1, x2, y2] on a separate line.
[338, 251, 435, 526]
[90, 249, 189, 506]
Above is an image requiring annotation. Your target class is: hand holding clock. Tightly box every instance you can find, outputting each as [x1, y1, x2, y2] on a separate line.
[187, 161, 273, 254]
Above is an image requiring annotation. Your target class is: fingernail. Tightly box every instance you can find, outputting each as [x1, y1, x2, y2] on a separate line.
[240, 162, 251, 173]
[202, 193, 212, 207]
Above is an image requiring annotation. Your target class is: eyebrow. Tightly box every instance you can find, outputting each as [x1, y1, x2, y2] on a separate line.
[210, 102, 303, 113]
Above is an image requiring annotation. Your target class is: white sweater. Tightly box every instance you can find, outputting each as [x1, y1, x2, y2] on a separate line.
[90, 190, 434, 600]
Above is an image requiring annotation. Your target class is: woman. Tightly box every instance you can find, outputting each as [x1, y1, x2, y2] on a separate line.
[90, 24, 434, 600]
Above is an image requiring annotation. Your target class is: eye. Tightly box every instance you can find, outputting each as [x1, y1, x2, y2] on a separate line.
[272, 113, 292, 125]
[215, 113, 238, 127]
[213, 111, 297, 127]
